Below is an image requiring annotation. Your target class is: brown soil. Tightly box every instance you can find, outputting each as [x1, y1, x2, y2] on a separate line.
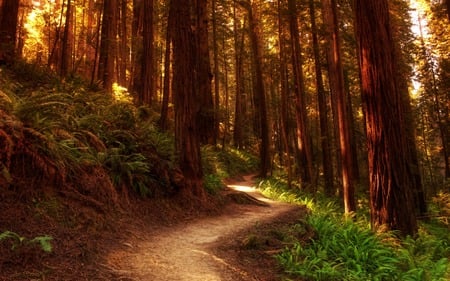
[0, 175, 307, 280]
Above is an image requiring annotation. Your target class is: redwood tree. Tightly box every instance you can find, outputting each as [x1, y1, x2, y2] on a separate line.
[287, 0, 314, 185]
[196, 0, 215, 145]
[98, 0, 117, 92]
[322, 0, 355, 213]
[243, 1, 271, 177]
[309, 0, 333, 194]
[139, 0, 155, 105]
[355, 0, 418, 236]
[171, 0, 205, 198]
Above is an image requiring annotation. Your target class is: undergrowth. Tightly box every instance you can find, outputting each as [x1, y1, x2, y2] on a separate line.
[0, 63, 258, 199]
[258, 177, 450, 281]
[202, 145, 258, 194]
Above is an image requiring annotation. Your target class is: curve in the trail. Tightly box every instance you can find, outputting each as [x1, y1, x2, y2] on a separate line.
[105, 176, 297, 281]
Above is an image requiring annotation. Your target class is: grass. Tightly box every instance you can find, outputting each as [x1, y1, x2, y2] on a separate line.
[257, 177, 450, 281]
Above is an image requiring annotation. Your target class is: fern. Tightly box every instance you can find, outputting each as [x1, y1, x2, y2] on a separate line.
[0, 231, 53, 253]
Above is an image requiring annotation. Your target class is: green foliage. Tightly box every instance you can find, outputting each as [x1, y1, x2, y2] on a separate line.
[100, 147, 151, 196]
[201, 145, 258, 194]
[202, 146, 258, 177]
[203, 173, 224, 194]
[0, 65, 179, 198]
[0, 231, 53, 253]
[278, 215, 399, 281]
[258, 177, 450, 281]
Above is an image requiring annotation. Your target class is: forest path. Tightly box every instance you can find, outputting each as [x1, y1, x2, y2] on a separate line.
[103, 175, 303, 281]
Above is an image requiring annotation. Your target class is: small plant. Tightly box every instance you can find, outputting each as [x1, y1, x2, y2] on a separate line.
[0, 231, 53, 253]
[204, 173, 224, 194]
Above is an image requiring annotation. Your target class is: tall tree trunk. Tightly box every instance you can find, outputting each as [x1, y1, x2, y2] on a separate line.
[309, 0, 333, 193]
[139, 0, 154, 105]
[278, 0, 292, 188]
[392, 10, 427, 215]
[355, 0, 418, 236]
[196, 0, 215, 145]
[242, 1, 271, 177]
[118, 0, 128, 86]
[0, 0, 19, 64]
[171, 0, 205, 198]
[287, 0, 314, 186]
[322, 0, 355, 213]
[233, 0, 244, 149]
[212, 0, 220, 145]
[60, 0, 73, 78]
[158, 3, 174, 132]
[131, 0, 143, 93]
[98, 0, 118, 92]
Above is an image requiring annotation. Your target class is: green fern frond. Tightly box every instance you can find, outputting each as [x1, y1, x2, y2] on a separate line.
[29, 236, 53, 253]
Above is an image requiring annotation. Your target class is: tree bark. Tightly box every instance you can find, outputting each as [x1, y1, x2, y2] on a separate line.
[98, 0, 118, 92]
[278, 0, 292, 188]
[287, 0, 314, 186]
[171, 0, 205, 198]
[60, 0, 73, 78]
[233, 0, 245, 149]
[139, 0, 154, 105]
[158, 3, 174, 132]
[0, 0, 19, 64]
[196, 0, 215, 145]
[322, 0, 355, 213]
[242, 1, 271, 177]
[355, 0, 418, 236]
[309, 0, 333, 193]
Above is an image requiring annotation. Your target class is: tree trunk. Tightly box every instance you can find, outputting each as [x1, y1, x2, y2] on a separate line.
[0, 0, 19, 64]
[309, 0, 333, 193]
[212, 0, 220, 145]
[60, 0, 73, 78]
[98, 0, 118, 92]
[243, 1, 271, 177]
[158, 3, 174, 132]
[233, 0, 245, 149]
[278, 0, 292, 188]
[196, 0, 215, 145]
[139, 0, 154, 105]
[171, 0, 205, 198]
[118, 0, 128, 86]
[322, 0, 355, 213]
[287, 0, 314, 186]
[355, 0, 418, 236]
[131, 0, 143, 94]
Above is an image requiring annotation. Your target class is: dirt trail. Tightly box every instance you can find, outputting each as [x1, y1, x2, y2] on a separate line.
[104, 175, 300, 281]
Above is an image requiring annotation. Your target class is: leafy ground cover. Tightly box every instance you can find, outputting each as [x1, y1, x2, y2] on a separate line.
[258, 177, 450, 281]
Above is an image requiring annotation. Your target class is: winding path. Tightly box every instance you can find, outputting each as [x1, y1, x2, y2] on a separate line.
[104, 175, 298, 281]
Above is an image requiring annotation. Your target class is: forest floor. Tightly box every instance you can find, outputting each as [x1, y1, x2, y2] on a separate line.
[0, 175, 308, 280]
